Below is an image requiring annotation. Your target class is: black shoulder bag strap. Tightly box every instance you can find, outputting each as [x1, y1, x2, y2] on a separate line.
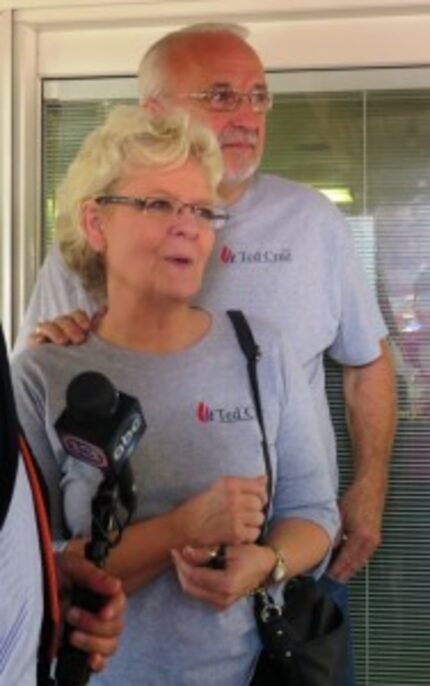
[228, 311, 347, 686]
[226, 310, 272, 541]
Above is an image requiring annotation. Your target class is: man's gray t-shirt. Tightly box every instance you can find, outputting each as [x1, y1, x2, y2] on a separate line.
[12, 312, 339, 686]
[14, 175, 387, 487]
[197, 175, 387, 483]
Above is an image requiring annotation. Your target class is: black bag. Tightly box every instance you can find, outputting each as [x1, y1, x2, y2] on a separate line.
[251, 578, 346, 686]
[227, 310, 347, 686]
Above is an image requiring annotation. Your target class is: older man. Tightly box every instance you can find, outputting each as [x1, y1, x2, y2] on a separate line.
[14, 23, 396, 684]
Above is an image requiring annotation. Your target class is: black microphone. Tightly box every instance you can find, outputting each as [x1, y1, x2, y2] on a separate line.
[53, 371, 146, 686]
[55, 371, 146, 514]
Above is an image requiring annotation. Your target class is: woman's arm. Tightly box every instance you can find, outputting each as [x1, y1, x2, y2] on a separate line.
[171, 517, 330, 610]
[173, 332, 339, 608]
[265, 517, 331, 580]
[67, 474, 267, 594]
[269, 334, 340, 562]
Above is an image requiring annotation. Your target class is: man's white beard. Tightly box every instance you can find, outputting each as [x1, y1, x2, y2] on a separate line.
[222, 159, 259, 186]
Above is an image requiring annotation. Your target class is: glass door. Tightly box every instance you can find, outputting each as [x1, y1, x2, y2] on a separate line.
[41, 68, 430, 685]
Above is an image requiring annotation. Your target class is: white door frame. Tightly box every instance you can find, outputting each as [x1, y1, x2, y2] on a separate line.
[0, 10, 13, 345]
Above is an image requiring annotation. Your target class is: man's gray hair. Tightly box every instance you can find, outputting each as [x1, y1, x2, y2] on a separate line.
[138, 22, 250, 105]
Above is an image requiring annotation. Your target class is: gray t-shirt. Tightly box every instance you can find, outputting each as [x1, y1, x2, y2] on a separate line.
[0, 460, 43, 686]
[13, 174, 387, 487]
[196, 175, 387, 481]
[12, 312, 339, 686]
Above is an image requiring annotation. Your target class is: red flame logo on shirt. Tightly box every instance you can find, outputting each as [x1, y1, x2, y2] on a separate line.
[196, 402, 211, 423]
[220, 245, 235, 264]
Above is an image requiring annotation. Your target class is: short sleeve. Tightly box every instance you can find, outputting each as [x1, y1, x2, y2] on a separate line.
[328, 223, 387, 366]
[11, 352, 66, 539]
[270, 336, 340, 550]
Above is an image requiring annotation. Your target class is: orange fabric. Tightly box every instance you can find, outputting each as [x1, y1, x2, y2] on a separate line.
[18, 433, 60, 659]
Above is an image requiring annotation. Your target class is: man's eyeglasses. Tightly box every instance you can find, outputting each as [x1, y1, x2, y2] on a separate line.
[95, 195, 228, 231]
[175, 87, 273, 113]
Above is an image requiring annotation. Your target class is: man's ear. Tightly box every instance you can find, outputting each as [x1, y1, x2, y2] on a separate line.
[80, 200, 106, 252]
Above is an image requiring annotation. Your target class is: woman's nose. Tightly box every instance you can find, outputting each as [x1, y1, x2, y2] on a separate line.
[170, 206, 200, 238]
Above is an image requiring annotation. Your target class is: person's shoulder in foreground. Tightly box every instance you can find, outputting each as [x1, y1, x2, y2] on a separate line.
[0, 454, 44, 686]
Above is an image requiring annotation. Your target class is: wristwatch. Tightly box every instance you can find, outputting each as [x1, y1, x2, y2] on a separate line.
[267, 544, 288, 583]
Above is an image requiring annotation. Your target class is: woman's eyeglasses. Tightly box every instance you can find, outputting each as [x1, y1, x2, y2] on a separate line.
[95, 195, 228, 231]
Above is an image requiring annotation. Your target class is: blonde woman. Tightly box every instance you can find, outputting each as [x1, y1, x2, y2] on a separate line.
[12, 106, 339, 685]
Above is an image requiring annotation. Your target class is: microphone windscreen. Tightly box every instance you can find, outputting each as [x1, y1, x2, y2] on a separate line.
[66, 371, 119, 425]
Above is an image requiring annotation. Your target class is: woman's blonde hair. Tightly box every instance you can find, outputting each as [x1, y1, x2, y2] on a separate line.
[57, 105, 223, 301]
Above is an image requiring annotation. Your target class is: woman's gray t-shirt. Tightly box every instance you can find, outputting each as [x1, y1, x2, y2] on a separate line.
[12, 312, 339, 686]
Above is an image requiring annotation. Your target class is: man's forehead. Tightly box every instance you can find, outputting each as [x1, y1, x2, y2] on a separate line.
[164, 34, 266, 89]
[170, 59, 266, 92]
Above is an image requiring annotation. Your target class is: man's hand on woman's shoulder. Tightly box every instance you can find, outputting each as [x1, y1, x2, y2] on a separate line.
[28, 308, 104, 347]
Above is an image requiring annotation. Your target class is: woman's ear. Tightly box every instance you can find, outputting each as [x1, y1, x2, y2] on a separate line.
[143, 97, 166, 117]
[80, 200, 107, 253]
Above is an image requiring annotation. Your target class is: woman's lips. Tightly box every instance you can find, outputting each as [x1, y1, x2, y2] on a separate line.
[164, 255, 194, 266]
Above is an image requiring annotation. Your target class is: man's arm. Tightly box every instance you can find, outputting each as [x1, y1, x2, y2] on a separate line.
[329, 339, 397, 582]
[13, 244, 97, 355]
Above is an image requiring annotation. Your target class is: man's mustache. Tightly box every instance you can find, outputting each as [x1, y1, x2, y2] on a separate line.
[218, 127, 259, 147]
